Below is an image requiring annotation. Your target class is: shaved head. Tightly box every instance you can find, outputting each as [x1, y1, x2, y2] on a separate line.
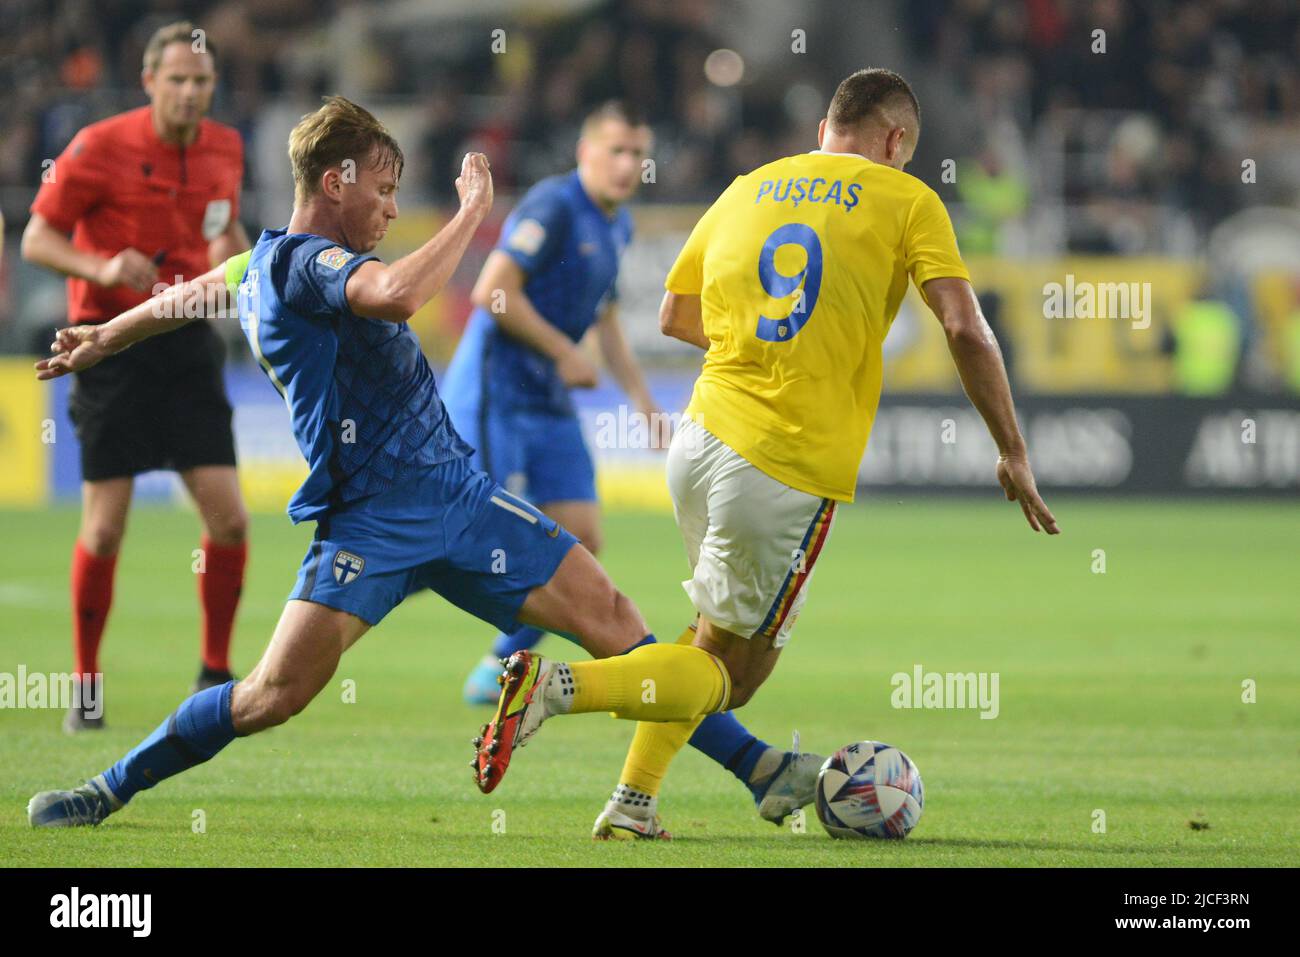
[827, 68, 920, 138]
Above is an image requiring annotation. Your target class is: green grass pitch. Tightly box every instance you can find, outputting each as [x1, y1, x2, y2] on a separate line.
[1, 498, 1296, 866]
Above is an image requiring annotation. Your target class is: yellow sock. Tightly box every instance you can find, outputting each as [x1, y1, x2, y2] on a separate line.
[619, 714, 704, 796]
[569, 643, 729, 720]
[611, 625, 707, 797]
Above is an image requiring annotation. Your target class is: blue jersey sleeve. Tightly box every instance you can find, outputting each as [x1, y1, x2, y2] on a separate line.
[279, 237, 378, 320]
[495, 183, 570, 277]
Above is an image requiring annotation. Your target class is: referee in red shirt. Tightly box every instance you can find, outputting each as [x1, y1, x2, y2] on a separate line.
[22, 21, 250, 731]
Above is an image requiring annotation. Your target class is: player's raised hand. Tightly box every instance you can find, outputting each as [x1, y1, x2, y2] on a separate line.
[556, 345, 599, 388]
[97, 248, 157, 292]
[34, 326, 114, 380]
[996, 453, 1059, 534]
[456, 152, 493, 217]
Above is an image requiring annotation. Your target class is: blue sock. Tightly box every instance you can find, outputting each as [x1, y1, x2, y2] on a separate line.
[100, 681, 237, 805]
[625, 633, 771, 794]
[691, 712, 767, 795]
[491, 625, 546, 658]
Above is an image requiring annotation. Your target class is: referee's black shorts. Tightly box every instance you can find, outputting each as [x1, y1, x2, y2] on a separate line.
[68, 320, 238, 482]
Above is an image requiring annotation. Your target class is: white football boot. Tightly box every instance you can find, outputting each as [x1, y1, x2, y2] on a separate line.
[592, 784, 672, 840]
[28, 774, 121, 828]
[752, 732, 826, 825]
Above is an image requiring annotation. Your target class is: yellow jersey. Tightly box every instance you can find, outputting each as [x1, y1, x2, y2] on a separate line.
[666, 151, 970, 501]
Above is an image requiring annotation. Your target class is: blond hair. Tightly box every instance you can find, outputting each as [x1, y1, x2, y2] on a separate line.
[288, 96, 405, 204]
[143, 21, 213, 74]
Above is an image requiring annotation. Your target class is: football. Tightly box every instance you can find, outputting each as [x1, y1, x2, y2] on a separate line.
[814, 741, 924, 839]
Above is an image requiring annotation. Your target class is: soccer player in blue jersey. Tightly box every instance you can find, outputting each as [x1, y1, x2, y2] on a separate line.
[442, 102, 662, 702]
[26, 97, 816, 836]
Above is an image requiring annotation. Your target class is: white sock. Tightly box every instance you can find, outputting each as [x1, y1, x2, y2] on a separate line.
[542, 661, 576, 714]
[610, 783, 656, 815]
[748, 731, 801, 786]
[90, 774, 123, 810]
[747, 746, 785, 786]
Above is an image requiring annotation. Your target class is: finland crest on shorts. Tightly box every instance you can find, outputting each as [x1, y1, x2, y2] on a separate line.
[333, 550, 365, 585]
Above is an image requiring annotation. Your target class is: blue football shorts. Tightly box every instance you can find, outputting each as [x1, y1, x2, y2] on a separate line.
[290, 454, 579, 629]
[458, 404, 597, 506]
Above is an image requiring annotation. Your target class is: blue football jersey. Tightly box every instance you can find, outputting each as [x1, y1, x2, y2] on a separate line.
[441, 170, 633, 416]
[230, 228, 473, 523]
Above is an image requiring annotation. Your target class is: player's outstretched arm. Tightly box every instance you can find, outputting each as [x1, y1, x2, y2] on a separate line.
[923, 276, 1059, 534]
[345, 152, 493, 323]
[659, 291, 708, 349]
[34, 264, 229, 380]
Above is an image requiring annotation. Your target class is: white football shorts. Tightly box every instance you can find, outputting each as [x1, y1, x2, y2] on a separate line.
[667, 418, 837, 648]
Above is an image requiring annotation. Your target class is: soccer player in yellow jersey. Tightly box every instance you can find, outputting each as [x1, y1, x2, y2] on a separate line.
[474, 69, 1057, 836]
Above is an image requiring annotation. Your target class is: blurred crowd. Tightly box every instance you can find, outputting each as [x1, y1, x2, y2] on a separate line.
[3, 0, 1297, 242]
[906, 0, 1300, 254]
[0, 0, 825, 214]
[2, 0, 1299, 389]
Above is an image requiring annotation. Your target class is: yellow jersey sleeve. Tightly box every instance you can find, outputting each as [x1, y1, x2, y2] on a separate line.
[665, 178, 737, 295]
[905, 187, 970, 294]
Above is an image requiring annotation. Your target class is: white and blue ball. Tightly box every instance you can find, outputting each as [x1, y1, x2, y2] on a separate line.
[814, 741, 924, 839]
